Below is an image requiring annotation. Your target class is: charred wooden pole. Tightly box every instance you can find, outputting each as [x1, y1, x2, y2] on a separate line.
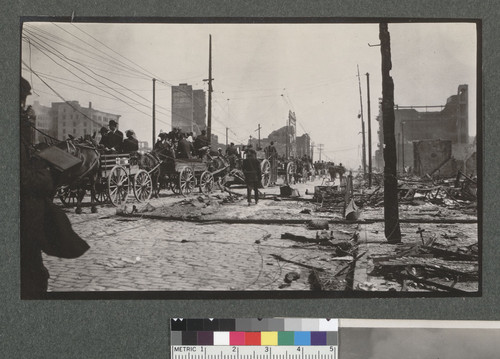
[366, 72, 373, 188]
[357, 65, 367, 175]
[152, 78, 156, 147]
[379, 23, 401, 243]
[207, 35, 213, 145]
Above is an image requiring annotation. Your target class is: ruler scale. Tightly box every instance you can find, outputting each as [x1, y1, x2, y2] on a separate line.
[171, 319, 338, 359]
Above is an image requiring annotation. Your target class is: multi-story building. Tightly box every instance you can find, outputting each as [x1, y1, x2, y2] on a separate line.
[31, 101, 56, 143]
[28, 100, 121, 142]
[171, 83, 206, 135]
[296, 133, 311, 159]
[52, 101, 121, 141]
[374, 84, 471, 175]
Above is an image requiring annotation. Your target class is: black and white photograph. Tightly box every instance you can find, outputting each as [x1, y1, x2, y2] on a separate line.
[340, 319, 498, 359]
[20, 19, 479, 298]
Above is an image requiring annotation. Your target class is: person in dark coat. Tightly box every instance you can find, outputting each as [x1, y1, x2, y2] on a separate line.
[177, 133, 194, 159]
[242, 150, 262, 205]
[98, 126, 110, 149]
[106, 119, 123, 152]
[20, 78, 54, 298]
[122, 130, 139, 153]
[20, 78, 90, 298]
[225, 142, 238, 169]
[194, 129, 209, 149]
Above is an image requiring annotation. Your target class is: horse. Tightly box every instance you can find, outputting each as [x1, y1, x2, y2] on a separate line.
[133, 142, 176, 197]
[52, 137, 100, 214]
[328, 164, 346, 183]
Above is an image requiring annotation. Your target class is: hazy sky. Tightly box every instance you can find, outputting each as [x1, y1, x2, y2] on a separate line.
[21, 21, 477, 168]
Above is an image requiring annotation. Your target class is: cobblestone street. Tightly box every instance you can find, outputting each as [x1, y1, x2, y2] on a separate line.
[43, 176, 478, 294]
[44, 179, 351, 292]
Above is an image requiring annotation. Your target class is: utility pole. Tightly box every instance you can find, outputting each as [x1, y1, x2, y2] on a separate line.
[311, 142, 315, 162]
[366, 72, 373, 188]
[380, 22, 401, 243]
[255, 124, 261, 149]
[318, 144, 324, 161]
[226, 127, 228, 147]
[401, 121, 405, 172]
[207, 34, 213, 145]
[357, 65, 367, 176]
[152, 78, 156, 147]
[285, 117, 289, 159]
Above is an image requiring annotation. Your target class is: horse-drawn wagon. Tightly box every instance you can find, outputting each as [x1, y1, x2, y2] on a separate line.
[219, 151, 271, 188]
[276, 158, 296, 185]
[98, 153, 153, 206]
[56, 151, 154, 208]
[148, 146, 230, 197]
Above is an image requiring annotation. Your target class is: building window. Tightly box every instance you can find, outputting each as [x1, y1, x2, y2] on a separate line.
[73, 129, 76, 134]
[74, 122, 76, 127]
[63, 129, 66, 134]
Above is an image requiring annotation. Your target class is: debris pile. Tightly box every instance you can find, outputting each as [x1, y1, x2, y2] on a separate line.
[369, 238, 479, 292]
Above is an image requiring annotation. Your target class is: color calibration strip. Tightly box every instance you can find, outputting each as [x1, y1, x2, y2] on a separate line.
[170, 318, 338, 346]
[171, 319, 338, 359]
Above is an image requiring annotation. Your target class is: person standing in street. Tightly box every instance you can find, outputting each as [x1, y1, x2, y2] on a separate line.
[225, 142, 238, 169]
[242, 150, 262, 205]
[266, 141, 278, 184]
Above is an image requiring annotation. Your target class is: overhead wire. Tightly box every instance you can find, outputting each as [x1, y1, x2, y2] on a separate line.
[24, 31, 172, 114]
[24, 25, 150, 81]
[23, 36, 160, 118]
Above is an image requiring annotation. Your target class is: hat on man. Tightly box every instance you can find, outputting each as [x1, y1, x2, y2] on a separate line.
[109, 119, 118, 126]
[21, 77, 32, 97]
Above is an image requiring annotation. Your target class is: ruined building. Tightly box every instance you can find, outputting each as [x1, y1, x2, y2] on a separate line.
[374, 84, 475, 177]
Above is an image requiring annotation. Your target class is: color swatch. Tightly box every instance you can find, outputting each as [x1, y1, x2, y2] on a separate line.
[170, 318, 338, 346]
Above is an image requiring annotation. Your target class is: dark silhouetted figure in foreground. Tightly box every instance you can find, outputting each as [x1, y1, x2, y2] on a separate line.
[242, 151, 262, 205]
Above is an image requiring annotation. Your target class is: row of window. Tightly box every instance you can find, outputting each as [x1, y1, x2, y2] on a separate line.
[59, 112, 117, 124]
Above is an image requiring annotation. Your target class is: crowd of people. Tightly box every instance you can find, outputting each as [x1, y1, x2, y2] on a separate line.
[153, 128, 210, 160]
[98, 120, 139, 154]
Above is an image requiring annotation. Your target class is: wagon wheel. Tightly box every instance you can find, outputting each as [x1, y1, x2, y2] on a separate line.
[199, 171, 215, 194]
[260, 159, 271, 188]
[92, 180, 109, 204]
[133, 170, 152, 202]
[178, 167, 195, 196]
[286, 162, 296, 185]
[58, 186, 85, 207]
[108, 165, 129, 206]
